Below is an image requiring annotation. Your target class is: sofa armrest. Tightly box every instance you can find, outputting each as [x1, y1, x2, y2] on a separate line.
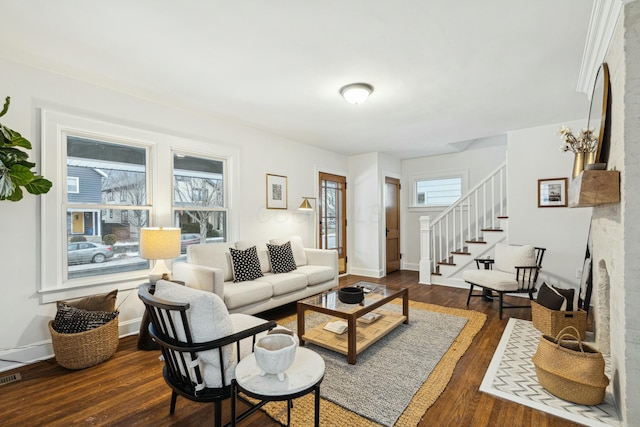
[172, 262, 225, 300]
[304, 248, 338, 269]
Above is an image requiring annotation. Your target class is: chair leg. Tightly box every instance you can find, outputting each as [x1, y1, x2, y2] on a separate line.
[466, 284, 474, 306]
[214, 400, 222, 427]
[169, 391, 178, 415]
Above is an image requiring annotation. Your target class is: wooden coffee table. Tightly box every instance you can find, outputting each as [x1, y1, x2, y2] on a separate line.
[297, 283, 408, 364]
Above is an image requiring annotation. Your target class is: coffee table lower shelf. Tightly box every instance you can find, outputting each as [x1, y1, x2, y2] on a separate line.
[300, 309, 406, 357]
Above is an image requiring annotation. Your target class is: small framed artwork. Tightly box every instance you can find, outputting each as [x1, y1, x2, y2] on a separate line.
[266, 174, 288, 209]
[538, 178, 568, 208]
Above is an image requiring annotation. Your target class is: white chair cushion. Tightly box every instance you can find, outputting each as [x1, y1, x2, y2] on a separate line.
[462, 269, 520, 292]
[494, 243, 536, 274]
[153, 280, 234, 387]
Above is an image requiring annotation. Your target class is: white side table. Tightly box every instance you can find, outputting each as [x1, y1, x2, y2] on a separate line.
[231, 347, 325, 426]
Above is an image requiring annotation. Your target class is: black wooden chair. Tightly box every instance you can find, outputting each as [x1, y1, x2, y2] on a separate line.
[463, 244, 546, 319]
[138, 283, 277, 427]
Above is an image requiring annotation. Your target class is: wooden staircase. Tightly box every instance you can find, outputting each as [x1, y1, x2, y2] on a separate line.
[419, 162, 508, 287]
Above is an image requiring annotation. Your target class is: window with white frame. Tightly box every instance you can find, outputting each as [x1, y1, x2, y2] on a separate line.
[413, 170, 468, 207]
[40, 110, 235, 303]
[173, 153, 227, 257]
[67, 177, 79, 194]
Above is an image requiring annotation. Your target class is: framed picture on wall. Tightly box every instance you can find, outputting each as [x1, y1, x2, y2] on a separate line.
[538, 177, 568, 208]
[266, 174, 288, 209]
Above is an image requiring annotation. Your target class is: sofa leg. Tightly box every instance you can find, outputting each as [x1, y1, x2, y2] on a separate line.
[498, 293, 504, 319]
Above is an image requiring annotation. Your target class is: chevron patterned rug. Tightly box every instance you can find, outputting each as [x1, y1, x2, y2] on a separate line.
[481, 318, 620, 427]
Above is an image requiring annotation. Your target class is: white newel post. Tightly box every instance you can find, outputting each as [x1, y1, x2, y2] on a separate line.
[419, 216, 432, 284]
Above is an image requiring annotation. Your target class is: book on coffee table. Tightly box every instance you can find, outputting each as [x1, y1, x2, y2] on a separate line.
[323, 320, 348, 334]
[357, 312, 383, 324]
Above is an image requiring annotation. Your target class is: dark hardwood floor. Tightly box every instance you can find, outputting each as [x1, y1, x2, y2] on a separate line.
[0, 271, 584, 427]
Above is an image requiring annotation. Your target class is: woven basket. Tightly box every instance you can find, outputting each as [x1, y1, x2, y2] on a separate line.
[531, 301, 587, 340]
[532, 326, 609, 405]
[48, 317, 119, 370]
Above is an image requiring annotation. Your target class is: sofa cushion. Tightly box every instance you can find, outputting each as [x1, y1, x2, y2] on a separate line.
[235, 240, 271, 273]
[255, 273, 308, 296]
[267, 241, 297, 274]
[152, 280, 235, 387]
[269, 236, 307, 266]
[494, 243, 536, 274]
[230, 246, 264, 283]
[187, 242, 235, 282]
[295, 265, 336, 286]
[224, 280, 274, 310]
[462, 269, 520, 292]
[537, 283, 567, 311]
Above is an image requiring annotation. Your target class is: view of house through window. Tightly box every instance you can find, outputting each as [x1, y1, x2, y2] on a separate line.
[173, 153, 227, 257]
[415, 177, 462, 206]
[66, 136, 150, 279]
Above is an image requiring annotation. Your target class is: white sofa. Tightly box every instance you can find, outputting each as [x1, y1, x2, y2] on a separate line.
[173, 236, 338, 315]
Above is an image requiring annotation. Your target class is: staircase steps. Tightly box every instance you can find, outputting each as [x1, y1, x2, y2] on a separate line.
[465, 238, 487, 244]
[481, 228, 503, 232]
[437, 256, 456, 266]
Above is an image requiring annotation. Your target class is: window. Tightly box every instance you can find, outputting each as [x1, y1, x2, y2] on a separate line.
[40, 109, 238, 303]
[173, 153, 228, 256]
[67, 177, 79, 194]
[412, 170, 468, 208]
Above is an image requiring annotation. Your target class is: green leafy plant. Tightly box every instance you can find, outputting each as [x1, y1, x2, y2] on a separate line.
[0, 96, 52, 201]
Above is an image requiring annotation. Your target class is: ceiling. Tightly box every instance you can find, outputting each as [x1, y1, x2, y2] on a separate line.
[0, 0, 595, 159]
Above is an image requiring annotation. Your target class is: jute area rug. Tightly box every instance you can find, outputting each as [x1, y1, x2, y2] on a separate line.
[256, 299, 485, 427]
[480, 318, 620, 427]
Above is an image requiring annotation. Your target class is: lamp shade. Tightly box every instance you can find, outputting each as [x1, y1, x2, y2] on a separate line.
[299, 197, 313, 210]
[139, 227, 181, 260]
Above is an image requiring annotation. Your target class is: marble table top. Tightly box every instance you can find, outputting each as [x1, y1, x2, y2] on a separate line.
[235, 347, 325, 397]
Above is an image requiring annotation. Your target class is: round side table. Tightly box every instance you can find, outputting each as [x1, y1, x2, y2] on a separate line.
[231, 347, 324, 426]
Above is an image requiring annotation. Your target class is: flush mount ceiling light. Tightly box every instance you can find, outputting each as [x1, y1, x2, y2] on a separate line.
[340, 83, 374, 105]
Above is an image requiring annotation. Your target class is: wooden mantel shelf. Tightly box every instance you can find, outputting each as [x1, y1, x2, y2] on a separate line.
[569, 170, 620, 207]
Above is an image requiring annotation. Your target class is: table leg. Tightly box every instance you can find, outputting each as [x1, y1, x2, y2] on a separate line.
[402, 289, 409, 324]
[314, 385, 321, 427]
[297, 304, 306, 346]
[347, 314, 357, 364]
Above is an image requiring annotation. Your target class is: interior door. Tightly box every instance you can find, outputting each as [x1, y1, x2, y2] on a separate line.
[319, 172, 347, 274]
[385, 177, 401, 274]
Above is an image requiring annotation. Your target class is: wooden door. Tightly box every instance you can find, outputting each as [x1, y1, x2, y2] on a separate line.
[385, 177, 401, 274]
[319, 172, 347, 274]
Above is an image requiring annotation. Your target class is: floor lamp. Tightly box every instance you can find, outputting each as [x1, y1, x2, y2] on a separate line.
[299, 197, 318, 248]
[139, 227, 181, 284]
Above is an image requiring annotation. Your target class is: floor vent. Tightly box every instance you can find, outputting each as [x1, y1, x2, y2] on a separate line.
[0, 373, 21, 385]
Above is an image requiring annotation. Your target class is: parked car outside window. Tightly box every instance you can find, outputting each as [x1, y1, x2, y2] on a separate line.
[180, 233, 201, 253]
[67, 242, 114, 264]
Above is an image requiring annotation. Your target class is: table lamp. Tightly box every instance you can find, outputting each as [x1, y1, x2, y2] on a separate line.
[139, 227, 181, 284]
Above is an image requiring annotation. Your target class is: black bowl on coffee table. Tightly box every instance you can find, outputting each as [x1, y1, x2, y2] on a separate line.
[338, 286, 365, 304]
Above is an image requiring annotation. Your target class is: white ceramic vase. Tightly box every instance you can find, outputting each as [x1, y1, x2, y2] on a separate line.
[254, 334, 298, 381]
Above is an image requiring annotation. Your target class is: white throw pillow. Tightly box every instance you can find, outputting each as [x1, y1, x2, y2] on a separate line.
[153, 280, 235, 387]
[494, 243, 536, 275]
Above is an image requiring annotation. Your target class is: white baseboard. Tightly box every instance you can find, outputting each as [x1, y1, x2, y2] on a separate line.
[348, 267, 383, 278]
[402, 262, 419, 271]
[0, 318, 142, 374]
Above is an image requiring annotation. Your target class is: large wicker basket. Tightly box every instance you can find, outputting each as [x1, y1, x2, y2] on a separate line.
[531, 301, 587, 340]
[48, 317, 119, 370]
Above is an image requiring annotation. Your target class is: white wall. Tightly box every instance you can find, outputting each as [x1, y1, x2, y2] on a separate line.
[592, 2, 640, 423]
[507, 120, 593, 291]
[0, 58, 347, 371]
[401, 137, 508, 269]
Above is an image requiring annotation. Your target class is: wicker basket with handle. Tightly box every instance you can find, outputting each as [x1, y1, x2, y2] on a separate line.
[532, 326, 609, 405]
[531, 301, 587, 340]
[48, 317, 119, 370]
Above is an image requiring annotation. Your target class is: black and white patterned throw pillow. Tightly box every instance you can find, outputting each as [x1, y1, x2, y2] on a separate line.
[53, 304, 119, 334]
[230, 246, 264, 283]
[267, 241, 298, 274]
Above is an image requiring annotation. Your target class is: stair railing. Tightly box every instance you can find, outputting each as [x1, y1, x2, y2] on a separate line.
[419, 161, 507, 283]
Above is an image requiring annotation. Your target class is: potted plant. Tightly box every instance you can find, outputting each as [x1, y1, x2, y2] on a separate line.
[0, 96, 52, 201]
